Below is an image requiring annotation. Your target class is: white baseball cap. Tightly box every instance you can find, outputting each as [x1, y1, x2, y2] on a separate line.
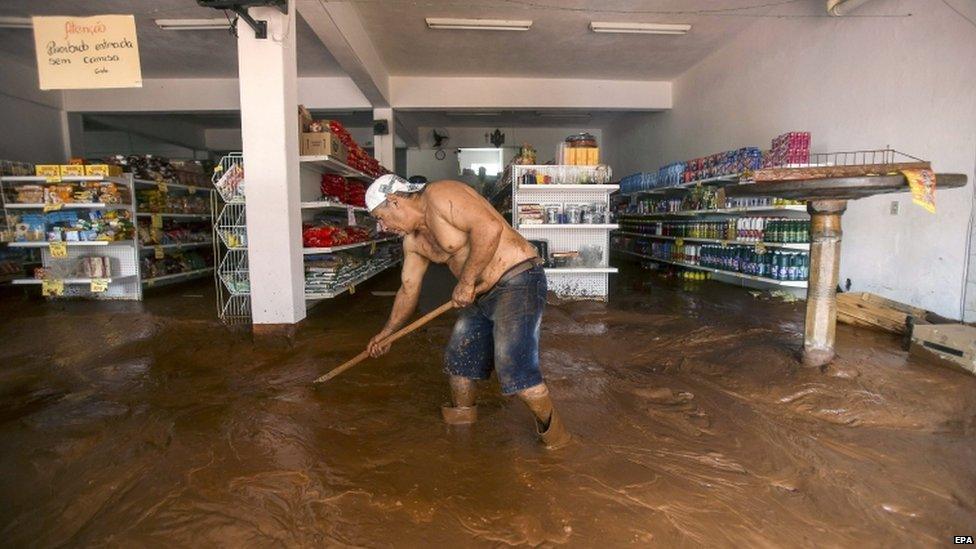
[365, 174, 426, 212]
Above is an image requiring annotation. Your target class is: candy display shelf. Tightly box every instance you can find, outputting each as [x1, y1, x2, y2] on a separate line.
[303, 236, 399, 255]
[1, 174, 141, 299]
[613, 248, 808, 288]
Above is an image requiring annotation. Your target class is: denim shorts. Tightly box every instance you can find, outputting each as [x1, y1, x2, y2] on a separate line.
[444, 265, 547, 395]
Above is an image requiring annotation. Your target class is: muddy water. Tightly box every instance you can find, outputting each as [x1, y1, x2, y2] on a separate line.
[1, 266, 974, 547]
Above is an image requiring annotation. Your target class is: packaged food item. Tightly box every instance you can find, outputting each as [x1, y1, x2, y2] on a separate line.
[59, 165, 86, 177]
[35, 165, 61, 181]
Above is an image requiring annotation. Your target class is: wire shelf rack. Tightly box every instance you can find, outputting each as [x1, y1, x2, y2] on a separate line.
[215, 202, 247, 249]
[218, 247, 249, 295]
[220, 293, 251, 325]
[213, 153, 245, 203]
[753, 148, 930, 182]
[805, 148, 925, 168]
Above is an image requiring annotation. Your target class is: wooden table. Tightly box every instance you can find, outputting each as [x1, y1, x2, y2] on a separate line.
[726, 172, 967, 367]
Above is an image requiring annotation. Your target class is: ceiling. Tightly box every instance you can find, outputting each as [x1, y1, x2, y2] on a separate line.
[397, 110, 630, 129]
[83, 110, 377, 130]
[0, 0, 345, 77]
[352, 0, 773, 79]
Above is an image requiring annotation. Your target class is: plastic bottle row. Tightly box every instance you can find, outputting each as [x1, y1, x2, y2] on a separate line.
[643, 241, 810, 281]
[619, 218, 810, 244]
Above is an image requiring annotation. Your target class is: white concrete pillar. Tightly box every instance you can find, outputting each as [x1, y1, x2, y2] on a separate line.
[372, 107, 395, 171]
[238, 2, 306, 325]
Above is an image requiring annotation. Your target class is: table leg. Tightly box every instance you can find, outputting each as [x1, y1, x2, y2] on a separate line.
[803, 199, 847, 367]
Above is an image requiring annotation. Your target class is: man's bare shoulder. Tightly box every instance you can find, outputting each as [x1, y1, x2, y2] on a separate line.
[424, 180, 478, 200]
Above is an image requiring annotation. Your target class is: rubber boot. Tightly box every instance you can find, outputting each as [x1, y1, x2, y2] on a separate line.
[519, 384, 572, 450]
[442, 375, 477, 425]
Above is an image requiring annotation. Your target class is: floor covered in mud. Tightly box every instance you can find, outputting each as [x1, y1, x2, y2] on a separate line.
[1, 264, 974, 546]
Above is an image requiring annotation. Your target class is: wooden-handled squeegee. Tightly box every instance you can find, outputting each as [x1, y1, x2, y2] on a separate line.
[313, 301, 455, 384]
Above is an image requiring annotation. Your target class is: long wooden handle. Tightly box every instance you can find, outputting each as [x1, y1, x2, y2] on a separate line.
[313, 301, 455, 384]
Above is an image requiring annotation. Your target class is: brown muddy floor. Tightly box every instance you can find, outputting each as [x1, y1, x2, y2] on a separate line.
[0, 264, 974, 547]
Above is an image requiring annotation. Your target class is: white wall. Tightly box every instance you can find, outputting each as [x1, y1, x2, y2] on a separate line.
[82, 131, 202, 160]
[406, 126, 604, 182]
[603, 0, 976, 320]
[0, 54, 66, 163]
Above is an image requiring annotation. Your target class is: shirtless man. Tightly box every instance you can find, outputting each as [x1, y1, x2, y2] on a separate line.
[363, 174, 571, 449]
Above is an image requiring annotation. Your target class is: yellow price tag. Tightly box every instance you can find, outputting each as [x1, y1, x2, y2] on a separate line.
[43, 202, 63, 212]
[90, 278, 109, 293]
[675, 238, 685, 247]
[720, 240, 730, 247]
[151, 214, 163, 228]
[188, 186, 197, 195]
[348, 284, 356, 295]
[755, 242, 767, 254]
[49, 241, 68, 258]
[155, 245, 165, 259]
[45, 175, 61, 183]
[42, 279, 64, 297]
[370, 241, 377, 255]
[158, 182, 168, 193]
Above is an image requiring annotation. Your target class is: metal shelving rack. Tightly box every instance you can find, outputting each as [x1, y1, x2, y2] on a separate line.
[0, 174, 142, 299]
[134, 174, 217, 289]
[510, 165, 619, 300]
[212, 153, 251, 325]
[613, 172, 811, 289]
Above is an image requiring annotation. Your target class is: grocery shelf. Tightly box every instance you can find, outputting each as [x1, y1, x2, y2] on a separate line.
[11, 274, 137, 285]
[305, 259, 402, 300]
[617, 205, 807, 218]
[133, 178, 212, 192]
[4, 202, 131, 210]
[545, 267, 619, 274]
[142, 267, 215, 286]
[300, 200, 368, 212]
[299, 155, 374, 182]
[613, 231, 809, 250]
[517, 184, 620, 192]
[7, 240, 134, 248]
[139, 240, 213, 253]
[303, 236, 399, 255]
[0, 175, 106, 183]
[519, 224, 619, 230]
[136, 212, 211, 219]
[613, 248, 808, 288]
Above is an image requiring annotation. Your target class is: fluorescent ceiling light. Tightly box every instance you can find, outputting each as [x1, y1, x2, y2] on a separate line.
[426, 18, 532, 31]
[590, 22, 691, 35]
[0, 17, 32, 29]
[155, 18, 232, 31]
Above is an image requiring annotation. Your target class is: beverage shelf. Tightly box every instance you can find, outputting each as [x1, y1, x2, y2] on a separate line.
[303, 236, 399, 255]
[617, 205, 807, 218]
[299, 155, 374, 182]
[519, 224, 619, 230]
[614, 231, 809, 250]
[545, 267, 618, 274]
[614, 248, 808, 288]
[517, 184, 620, 192]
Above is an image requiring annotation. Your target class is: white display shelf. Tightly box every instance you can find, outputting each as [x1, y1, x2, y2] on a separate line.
[299, 155, 374, 181]
[303, 236, 399, 255]
[545, 267, 618, 274]
[139, 240, 213, 252]
[305, 259, 401, 300]
[618, 205, 807, 218]
[614, 231, 809, 250]
[517, 184, 620, 192]
[301, 200, 368, 212]
[12, 275, 137, 285]
[614, 248, 808, 288]
[142, 267, 214, 286]
[0, 175, 106, 182]
[136, 212, 211, 219]
[8, 240, 133, 248]
[4, 202, 131, 210]
[519, 224, 619, 230]
[134, 178, 212, 192]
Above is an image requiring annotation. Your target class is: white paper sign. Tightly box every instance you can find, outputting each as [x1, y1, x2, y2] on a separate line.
[33, 15, 142, 90]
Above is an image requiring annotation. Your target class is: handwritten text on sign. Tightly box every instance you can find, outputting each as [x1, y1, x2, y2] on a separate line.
[32, 15, 142, 90]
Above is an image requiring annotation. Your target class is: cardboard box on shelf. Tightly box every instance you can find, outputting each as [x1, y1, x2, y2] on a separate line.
[35, 165, 61, 181]
[298, 105, 313, 133]
[59, 164, 86, 177]
[84, 164, 123, 177]
[301, 132, 347, 161]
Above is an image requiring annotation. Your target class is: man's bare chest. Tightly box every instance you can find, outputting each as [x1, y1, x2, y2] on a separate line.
[413, 226, 468, 263]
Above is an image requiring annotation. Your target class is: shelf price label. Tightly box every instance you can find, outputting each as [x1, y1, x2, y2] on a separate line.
[43, 202, 64, 213]
[348, 284, 356, 295]
[347, 206, 356, 227]
[49, 241, 68, 258]
[755, 242, 767, 254]
[157, 182, 168, 193]
[42, 279, 64, 297]
[370, 241, 377, 255]
[90, 278, 109, 293]
[154, 245, 165, 259]
[675, 238, 685, 247]
[188, 186, 197, 195]
[151, 214, 163, 228]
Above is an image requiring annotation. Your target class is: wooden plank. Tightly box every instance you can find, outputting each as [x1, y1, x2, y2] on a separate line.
[752, 162, 930, 182]
[836, 291, 929, 335]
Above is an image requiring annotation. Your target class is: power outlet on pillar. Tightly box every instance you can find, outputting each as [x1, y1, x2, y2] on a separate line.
[889, 201, 899, 215]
